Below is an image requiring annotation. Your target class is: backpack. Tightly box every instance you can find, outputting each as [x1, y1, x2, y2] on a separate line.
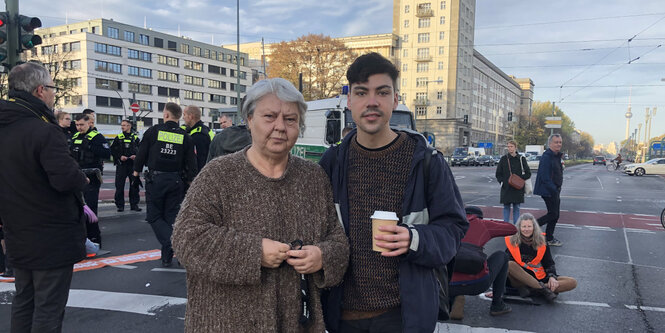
[423, 146, 455, 321]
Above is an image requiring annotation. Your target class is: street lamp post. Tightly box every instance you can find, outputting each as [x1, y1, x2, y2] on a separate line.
[101, 83, 127, 120]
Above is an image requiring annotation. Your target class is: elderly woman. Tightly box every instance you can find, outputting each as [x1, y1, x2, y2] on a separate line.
[172, 78, 349, 332]
[505, 213, 577, 303]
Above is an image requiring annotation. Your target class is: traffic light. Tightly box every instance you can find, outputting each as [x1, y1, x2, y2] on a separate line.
[463, 114, 468, 124]
[508, 112, 513, 121]
[0, 12, 7, 62]
[18, 15, 41, 51]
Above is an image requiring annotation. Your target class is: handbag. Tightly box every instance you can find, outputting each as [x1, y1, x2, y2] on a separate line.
[507, 157, 525, 190]
[452, 243, 487, 274]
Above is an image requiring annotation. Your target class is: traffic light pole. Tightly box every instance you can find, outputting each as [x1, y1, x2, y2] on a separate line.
[6, 0, 18, 68]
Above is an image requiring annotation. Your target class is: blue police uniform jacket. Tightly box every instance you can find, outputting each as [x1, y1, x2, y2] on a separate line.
[319, 128, 469, 333]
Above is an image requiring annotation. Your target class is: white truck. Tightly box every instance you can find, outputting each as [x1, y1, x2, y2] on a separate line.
[524, 145, 545, 156]
[291, 94, 416, 162]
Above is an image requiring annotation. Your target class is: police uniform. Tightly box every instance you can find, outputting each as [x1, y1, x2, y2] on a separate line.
[70, 128, 111, 245]
[134, 120, 197, 266]
[181, 120, 214, 172]
[111, 131, 141, 211]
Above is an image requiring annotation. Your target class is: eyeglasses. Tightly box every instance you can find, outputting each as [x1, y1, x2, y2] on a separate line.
[44, 85, 58, 92]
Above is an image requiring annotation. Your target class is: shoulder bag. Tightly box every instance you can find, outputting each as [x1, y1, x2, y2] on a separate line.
[507, 156, 525, 190]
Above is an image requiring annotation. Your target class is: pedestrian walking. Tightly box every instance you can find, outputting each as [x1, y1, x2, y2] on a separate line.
[0, 62, 89, 332]
[182, 105, 214, 171]
[534, 134, 564, 246]
[172, 78, 349, 332]
[496, 140, 531, 224]
[133, 103, 197, 267]
[111, 120, 141, 212]
[70, 113, 111, 246]
[319, 52, 468, 333]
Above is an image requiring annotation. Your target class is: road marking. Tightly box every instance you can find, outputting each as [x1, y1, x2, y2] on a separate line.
[596, 176, 604, 190]
[111, 265, 137, 270]
[557, 223, 583, 229]
[622, 225, 633, 265]
[575, 210, 597, 214]
[624, 305, 665, 313]
[587, 226, 615, 231]
[558, 300, 611, 308]
[617, 199, 622, 202]
[435, 323, 534, 333]
[151, 268, 187, 273]
[631, 217, 659, 221]
[67, 289, 186, 315]
[555, 254, 665, 271]
[646, 223, 663, 227]
[625, 228, 656, 234]
[633, 213, 657, 217]
[492, 206, 503, 208]
[602, 212, 622, 215]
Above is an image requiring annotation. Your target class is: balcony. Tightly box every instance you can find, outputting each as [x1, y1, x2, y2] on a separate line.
[415, 55, 432, 62]
[413, 98, 429, 106]
[416, 8, 434, 17]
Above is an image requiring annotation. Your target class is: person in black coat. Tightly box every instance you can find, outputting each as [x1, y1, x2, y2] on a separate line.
[0, 62, 89, 332]
[495, 140, 531, 224]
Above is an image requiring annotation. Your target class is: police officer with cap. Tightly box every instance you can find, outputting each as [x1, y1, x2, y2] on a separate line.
[70, 113, 111, 246]
[182, 105, 214, 172]
[133, 102, 197, 267]
[111, 119, 141, 212]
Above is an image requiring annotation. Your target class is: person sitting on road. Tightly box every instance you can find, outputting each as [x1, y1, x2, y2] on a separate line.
[449, 206, 517, 320]
[505, 213, 577, 303]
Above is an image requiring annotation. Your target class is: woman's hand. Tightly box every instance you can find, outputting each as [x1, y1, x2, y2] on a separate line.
[261, 238, 290, 268]
[286, 245, 323, 274]
[548, 277, 559, 292]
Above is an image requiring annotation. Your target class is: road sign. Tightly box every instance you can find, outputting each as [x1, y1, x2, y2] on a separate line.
[486, 142, 493, 148]
[545, 116, 562, 128]
[477, 142, 485, 148]
[130, 103, 140, 113]
[653, 143, 662, 149]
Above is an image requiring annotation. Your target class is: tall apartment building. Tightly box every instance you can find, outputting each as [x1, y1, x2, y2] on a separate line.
[510, 76, 535, 119]
[28, 19, 251, 137]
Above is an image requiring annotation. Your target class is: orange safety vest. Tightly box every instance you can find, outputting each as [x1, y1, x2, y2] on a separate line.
[505, 236, 546, 280]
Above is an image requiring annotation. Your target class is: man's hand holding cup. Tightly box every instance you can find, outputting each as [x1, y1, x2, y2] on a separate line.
[371, 211, 410, 257]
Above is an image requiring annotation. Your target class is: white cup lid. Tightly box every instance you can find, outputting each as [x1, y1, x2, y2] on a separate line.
[370, 211, 399, 220]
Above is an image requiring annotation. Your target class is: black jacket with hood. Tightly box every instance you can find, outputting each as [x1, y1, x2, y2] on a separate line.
[0, 90, 88, 270]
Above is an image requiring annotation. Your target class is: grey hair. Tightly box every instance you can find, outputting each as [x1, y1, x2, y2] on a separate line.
[8, 62, 51, 93]
[241, 78, 307, 133]
[509, 213, 546, 249]
[548, 133, 562, 144]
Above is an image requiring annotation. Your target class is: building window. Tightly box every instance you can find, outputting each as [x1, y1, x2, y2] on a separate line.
[63, 77, 82, 88]
[157, 86, 179, 97]
[95, 60, 122, 74]
[401, 78, 407, 87]
[96, 113, 122, 125]
[230, 97, 238, 105]
[439, 46, 444, 55]
[180, 43, 189, 54]
[417, 63, 429, 72]
[192, 46, 201, 56]
[417, 48, 430, 59]
[403, 34, 409, 43]
[416, 77, 428, 87]
[403, 49, 408, 57]
[438, 61, 444, 70]
[418, 18, 430, 28]
[404, 20, 409, 28]
[138, 100, 152, 111]
[204, 49, 210, 59]
[107, 27, 119, 39]
[184, 75, 204, 86]
[154, 38, 164, 48]
[440, 16, 446, 25]
[139, 34, 149, 45]
[92, 26, 99, 34]
[168, 40, 177, 51]
[437, 106, 442, 114]
[184, 60, 204, 71]
[128, 49, 152, 61]
[69, 29, 77, 34]
[128, 83, 152, 94]
[208, 65, 226, 75]
[63, 95, 82, 105]
[158, 55, 178, 66]
[209, 94, 226, 104]
[158, 71, 179, 82]
[441, 1, 446, 9]
[96, 79, 122, 90]
[80, 28, 88, 33]
[208, 79, 226, 90]
[94, 43, 121, 56]
[41, 45, 57, 55]
[62, 41, 80, 52]
[437, 76, 443, 84]
[95, 97, 123, 108]
[439, 31, 445, 40]
[418, 33, 430, 43]
[416, 106, 426, 116]
[63, 60, 81, 70]
[402, 63, 408, 72]
[437, 91, 443, 99]
[184, 90, 203, 101]
[124, 31, 135, 42]
[405, 5, 409, 13]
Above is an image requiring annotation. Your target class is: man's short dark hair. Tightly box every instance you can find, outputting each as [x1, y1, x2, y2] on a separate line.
[346, 52, 399, 89]
[82, 109, 95, 115]
[164, 102, 182, 119]
[75, 114, 90, 122]
[121, 119, 132, 125]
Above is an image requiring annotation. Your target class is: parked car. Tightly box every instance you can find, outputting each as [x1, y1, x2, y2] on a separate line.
[527, 155, 541, 170]
[593, 156, 607, 165]
[623, 158, 665, 176]
[476, 155, 495, 167]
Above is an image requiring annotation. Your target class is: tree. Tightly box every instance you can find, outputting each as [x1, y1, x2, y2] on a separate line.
[514, 101, 577, 153]
[24, 44, 80, 109]
[268, 34, 357, 100]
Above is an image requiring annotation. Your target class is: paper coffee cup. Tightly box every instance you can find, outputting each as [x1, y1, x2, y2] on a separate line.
[371, 211, 399, 252]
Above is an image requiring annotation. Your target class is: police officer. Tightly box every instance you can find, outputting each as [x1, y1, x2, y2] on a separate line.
[182, 105, 214, 172]
[133, 103, 197, 267]
[71, 113, 111, 246]
[111, 120, 141, 212]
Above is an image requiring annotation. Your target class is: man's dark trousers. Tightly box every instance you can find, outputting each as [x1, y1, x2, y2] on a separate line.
[145, 173, 184, 261]
[538, 190, 560, 241]
[114, 161, 140, 209]
[83, 176, 101, 244]
[11, 265, 74, 333]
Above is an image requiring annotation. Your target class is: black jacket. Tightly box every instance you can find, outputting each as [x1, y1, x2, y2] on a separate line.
[496, 153, 531, 204]
[183, 120, 212, 172]
[0, 90, 88, 270]
[206, 125, 252, 163]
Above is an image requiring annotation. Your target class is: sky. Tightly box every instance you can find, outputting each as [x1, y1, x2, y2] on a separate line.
[20, 0, 665, 146]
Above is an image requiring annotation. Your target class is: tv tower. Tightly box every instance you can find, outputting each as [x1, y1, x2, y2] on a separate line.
[625, 88, 632, 141]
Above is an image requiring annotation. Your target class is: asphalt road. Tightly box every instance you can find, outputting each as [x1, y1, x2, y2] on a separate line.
[0, 162, 663, 332]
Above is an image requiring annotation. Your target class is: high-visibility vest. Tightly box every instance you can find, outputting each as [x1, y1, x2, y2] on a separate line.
[505, 236, 546, 280]
[181, 125, 214, 141]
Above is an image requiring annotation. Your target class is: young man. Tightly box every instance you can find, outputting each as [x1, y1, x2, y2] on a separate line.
[111, 120, 141, 212]
[133, 103, 197, 267]
[0, 62, 88, 332]
[319, 52, 468, 333]
[534, 134, 564, 246]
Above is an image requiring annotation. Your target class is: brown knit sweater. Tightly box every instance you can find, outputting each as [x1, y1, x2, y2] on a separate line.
[343, 133, 415, 312]
[172, 146, 349, 333]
